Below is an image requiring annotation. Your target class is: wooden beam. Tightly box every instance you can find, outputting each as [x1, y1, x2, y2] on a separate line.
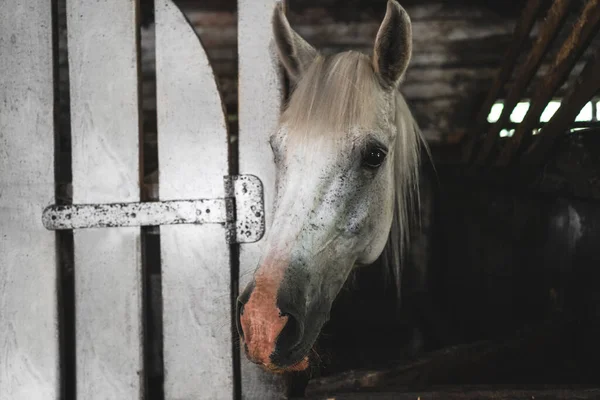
[522, 48, 600, 166]
[462, 0, 546, 162]
[300, 387, 600, 400]
[471, 0, 572, 165]
[304, 320, 566, 396]
[169, 0, 531, 15]
[496, 0, 600, 165]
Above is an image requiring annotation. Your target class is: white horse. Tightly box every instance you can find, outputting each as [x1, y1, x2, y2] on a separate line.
[237, 0, 427, 373]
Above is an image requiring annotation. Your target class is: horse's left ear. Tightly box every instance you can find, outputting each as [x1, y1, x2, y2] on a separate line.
[272, 2, 318, 83]
[373, 0, 412, 88]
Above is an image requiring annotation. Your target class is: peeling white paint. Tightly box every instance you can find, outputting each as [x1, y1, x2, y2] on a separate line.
[43, 174, 266, 244]
[42, 199, 230, 229]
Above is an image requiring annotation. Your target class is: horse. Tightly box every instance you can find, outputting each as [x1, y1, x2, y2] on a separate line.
[236, 0, 428, 374]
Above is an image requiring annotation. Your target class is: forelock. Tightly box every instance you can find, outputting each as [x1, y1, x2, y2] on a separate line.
[280, 51, 384, 143]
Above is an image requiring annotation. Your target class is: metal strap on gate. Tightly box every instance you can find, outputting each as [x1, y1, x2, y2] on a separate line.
[42, 174, 265, 244]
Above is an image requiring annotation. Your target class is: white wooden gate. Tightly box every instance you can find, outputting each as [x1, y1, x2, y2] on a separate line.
[0, 0, 287, 399]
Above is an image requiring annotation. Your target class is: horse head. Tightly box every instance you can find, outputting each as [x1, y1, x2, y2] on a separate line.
[237, 0, 425, 373]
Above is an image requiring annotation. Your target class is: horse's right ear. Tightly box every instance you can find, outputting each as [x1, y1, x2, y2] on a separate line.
[373, 0, 412, 88]
[272, 3, 318, 83]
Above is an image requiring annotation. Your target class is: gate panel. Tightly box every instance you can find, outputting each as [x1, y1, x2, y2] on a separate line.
[0, 2, 59, 399]
[155, 1, 234, 398]
[66, 0, 144, 398]
[238, 0, 288, 398]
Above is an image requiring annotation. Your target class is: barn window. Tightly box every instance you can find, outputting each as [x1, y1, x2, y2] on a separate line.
[575, 101, 593, 122]
[487, 98, 599, 137]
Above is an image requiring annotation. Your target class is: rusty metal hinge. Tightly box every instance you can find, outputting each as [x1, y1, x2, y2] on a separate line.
[42, 174, 265, 244]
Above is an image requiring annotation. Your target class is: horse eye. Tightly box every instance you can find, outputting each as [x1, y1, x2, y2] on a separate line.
[362, 146, 387, 169]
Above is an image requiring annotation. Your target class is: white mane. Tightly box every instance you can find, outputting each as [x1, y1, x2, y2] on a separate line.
[279, 50, 428, 299]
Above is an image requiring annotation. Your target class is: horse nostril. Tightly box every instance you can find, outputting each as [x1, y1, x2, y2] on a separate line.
[276, 311, 304, 353]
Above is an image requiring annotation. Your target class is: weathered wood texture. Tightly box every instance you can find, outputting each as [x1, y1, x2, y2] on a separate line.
[471, 0, 545, 131]
[161, 0, 532, 15]
[56, 1, 600, 183]
[496, 0, 600, 165]
[300, 387, 600, 400]
[304, 320, 568, 395]
[0, 2, 60, 399]
[472, 0, 573, 165]
[155, 0, 234, 398]
[238, 0, 289, 398]
[137, 1, 521, 153]
[523, 49, 600, 165]
[66, 0, 144, 398]
[462, 0, 545, 161]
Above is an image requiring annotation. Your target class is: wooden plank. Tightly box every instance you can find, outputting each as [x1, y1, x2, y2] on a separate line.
[301, 314, 600, 398]
[66, 0, 144, 398]
[305, 320, 564, 396]
[496, 0, 600, 165]
[462, 0, 545, 162]
[472, 0, 572, 165]
[238, 0, 289, 398]
[171, 0, 527, 20]
[138, 2, 571, 147]
[523, 48, 600, 165]
[155, 0, 234, 398]
[300, 387, 600, 400]
[0, 2, 59, 399]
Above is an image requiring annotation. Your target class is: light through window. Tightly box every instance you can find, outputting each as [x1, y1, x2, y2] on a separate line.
[487, 99, 599, 137]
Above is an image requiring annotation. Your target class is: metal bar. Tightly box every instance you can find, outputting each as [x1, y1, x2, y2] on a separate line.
[42, 174, 266, 243]
[522, 48, 600, 166]
[496, 0, 600, 165]
[42, 198, 232, 229]
[472, 0, 572, 165]
[462, 0, 546, 162]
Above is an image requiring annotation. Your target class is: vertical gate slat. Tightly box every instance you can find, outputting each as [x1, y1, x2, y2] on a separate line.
[66, 1, 144, 399]
[155, 1, 233, 398]
[238, 0, 288, 398]
[0, 2, 59, 399]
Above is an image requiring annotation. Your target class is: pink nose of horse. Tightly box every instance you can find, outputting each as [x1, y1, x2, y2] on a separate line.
[238, 274, 309, 372]
[239, 284, 287, 366]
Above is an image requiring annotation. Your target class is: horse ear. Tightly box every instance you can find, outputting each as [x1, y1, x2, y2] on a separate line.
[272, 3, 318, 82]
[373, 0, 412, 88]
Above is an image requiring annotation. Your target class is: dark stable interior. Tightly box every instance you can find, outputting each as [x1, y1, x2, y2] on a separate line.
[298, 128, 600, 395]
